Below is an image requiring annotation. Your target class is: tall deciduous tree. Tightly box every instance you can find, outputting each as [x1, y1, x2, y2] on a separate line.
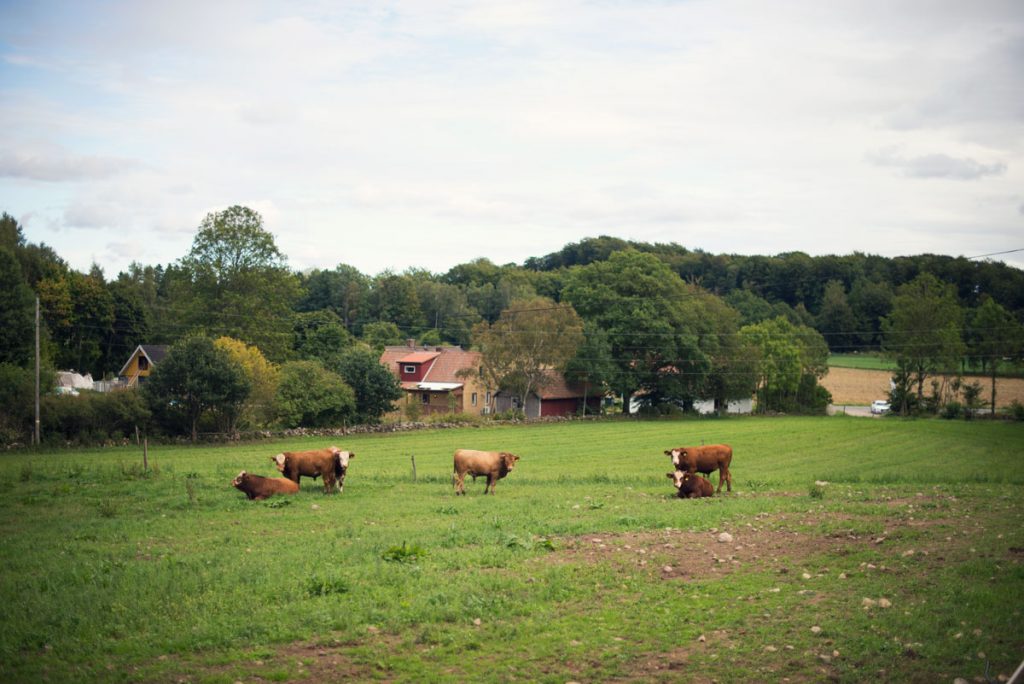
[336, 346, 403, 424]
[214, 336, 280, 429]
[967, 297, 1024, 416]
[144, 336, 251, 442]
[882, 273, 965, 414]
[177, 206, 300, 361]
[563, 250, 739, 412]
[274, 360, 355, 428]
[471, 297, 584, 411]
[740, 316, 831, 413]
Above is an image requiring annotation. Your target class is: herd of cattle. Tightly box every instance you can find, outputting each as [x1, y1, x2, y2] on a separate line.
[231, 443, 733, 500]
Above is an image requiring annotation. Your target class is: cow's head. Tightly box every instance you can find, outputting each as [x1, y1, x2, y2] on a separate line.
[232, 470, 247, 487]
[337, 450, 354, 469]
[669, 448, 687, 468]
[667, 470, 685, 489]
[502, 452, 520, 471]
[271, 453, 287, 472]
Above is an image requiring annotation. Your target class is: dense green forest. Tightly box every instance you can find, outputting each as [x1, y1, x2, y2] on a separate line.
[2, 207, 1022, 443]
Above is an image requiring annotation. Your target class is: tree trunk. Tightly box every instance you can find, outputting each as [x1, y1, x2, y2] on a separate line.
[991, 367, 997, 417]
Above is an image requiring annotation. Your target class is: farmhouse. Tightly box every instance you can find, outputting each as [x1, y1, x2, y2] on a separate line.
[379, 342, 489, 416]
[118, 344, 169, 388]
[494, 370, 601, 418]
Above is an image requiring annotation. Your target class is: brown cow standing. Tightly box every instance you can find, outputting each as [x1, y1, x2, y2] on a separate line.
[453, 449, 520, 495]
[664, 444, 733, 492]
[667, 470, 714, 498]
[232, 471, 300, 500]
[272, 446, 354, 494]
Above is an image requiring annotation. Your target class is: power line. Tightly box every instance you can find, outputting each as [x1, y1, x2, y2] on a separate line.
[965, 248, 1024, 260]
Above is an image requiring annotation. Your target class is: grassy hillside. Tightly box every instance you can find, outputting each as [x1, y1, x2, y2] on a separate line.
[1, 417, 1022, 682]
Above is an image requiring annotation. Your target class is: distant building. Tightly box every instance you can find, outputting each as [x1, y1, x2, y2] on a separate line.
[118, 344, 169, 388]
[494, 370, 601, 418]
[379, 342, 489, 416]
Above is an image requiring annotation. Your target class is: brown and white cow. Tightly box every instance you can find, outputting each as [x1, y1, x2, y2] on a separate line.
[667, 470, 714, 499]
[453, 449, 520, 495]
[664, 444, 733, 492]
[272, 446, 354, 494]
[232, 471, 300, 500]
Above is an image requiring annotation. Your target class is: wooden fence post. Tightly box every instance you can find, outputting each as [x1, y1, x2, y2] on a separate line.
[411, 453, 417, 483]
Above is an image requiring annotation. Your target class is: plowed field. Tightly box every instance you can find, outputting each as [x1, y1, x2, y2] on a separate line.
[823, 366, 1024, 408]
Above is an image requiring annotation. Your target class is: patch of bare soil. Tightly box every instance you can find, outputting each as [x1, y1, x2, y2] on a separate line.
[534, 521, 851, 582]
[822, 366, 1024, 408]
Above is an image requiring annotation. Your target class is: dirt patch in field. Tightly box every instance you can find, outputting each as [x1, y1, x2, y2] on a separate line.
[822, 366, 1024, 408]
[536, 522, 854, 582]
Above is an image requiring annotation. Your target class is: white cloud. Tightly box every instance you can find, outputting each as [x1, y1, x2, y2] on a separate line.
[868, 149, 1008, 180]
[1, 0, 1023, 276]
[0, 145, 145, 182]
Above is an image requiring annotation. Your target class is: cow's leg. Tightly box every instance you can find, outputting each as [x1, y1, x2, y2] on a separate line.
[486, 474, 496, 494]
[723, 465, 732, 492]
[337, 472, 345, 493]
[454, 471, 465, 495]
[322, 471, 336, 494]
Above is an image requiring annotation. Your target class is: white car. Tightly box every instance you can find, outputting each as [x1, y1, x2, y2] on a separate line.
[870, 400, 890, 415]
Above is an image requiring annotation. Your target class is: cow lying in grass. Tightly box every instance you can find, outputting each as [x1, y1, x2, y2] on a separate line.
[232, 471, 300, 500]
[272, 447, 354, 494]
[664, 444, 733, 492]
[667, 470, 714, 499]
[453, 449, 520, 495]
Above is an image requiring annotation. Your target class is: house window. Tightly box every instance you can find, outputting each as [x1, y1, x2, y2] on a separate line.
[138, 357, 149, 371]
[404, 365, 416, 374]
[485, 391, 491, 405]
[471, 392, 478, 406]
[421, 393, 430, 404]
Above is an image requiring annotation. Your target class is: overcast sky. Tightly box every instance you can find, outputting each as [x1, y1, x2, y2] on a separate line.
[2, 1, 1022, 277]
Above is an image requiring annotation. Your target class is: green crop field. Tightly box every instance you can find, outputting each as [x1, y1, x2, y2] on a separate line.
[1, 417, 1022, 683]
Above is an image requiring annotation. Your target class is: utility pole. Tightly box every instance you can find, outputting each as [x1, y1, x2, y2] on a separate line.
[34, 296, 40, 446]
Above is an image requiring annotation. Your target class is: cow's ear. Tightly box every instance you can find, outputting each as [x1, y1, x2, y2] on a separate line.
[666, 472, 674, 479]
[663, 450, 671, 456]
[348, 452, 355, 459]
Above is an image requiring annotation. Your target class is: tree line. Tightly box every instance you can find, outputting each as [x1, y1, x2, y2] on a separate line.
[2, 206, 1022, 445]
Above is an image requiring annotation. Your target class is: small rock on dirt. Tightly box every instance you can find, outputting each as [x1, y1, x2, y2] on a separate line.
[717, 532, 734, 543]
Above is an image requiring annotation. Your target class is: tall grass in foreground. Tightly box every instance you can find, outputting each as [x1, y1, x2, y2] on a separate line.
[0, 416, 1021, 682]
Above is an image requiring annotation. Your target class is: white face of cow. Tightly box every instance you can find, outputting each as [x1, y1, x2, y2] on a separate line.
[272, 454, 286, 472]
[232, 470, 247, 486]
[337, 451, 352, 468]
[671, 449, 686, 468]
[668, 470, 685, 488]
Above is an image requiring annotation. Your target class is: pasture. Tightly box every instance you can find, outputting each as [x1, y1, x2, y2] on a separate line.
[1, 417, 1022, 683]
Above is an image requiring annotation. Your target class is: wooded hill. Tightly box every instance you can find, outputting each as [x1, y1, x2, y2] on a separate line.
[2, 210, 1022, 382]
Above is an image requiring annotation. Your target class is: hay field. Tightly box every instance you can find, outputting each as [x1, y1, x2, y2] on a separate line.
[822, 366, 1024, 408]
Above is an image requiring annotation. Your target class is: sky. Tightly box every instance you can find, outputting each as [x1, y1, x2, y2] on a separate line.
[1, 0, 1022, 277]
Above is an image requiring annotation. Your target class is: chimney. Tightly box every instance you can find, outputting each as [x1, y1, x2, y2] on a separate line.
[406, 338, 416, 349]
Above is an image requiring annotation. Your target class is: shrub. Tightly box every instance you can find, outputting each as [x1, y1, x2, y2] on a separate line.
[274, 360, 355, 428]
[941, 402, 962, 420]
[1004, 400, 1024, 422]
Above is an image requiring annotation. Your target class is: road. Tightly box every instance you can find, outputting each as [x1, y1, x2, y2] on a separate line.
[827, 404, 879, 418]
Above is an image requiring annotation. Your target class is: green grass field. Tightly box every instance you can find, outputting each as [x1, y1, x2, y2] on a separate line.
[829, 353, 1024, 378]
[1, 417, 1022, 682]
[828, 353, 898, 371]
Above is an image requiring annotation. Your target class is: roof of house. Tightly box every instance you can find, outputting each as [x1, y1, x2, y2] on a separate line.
[381, 344, 482, 387]
[397, 351, 440, 364]
[536, 371, 593, 400]
[117, 344, 170, 377]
